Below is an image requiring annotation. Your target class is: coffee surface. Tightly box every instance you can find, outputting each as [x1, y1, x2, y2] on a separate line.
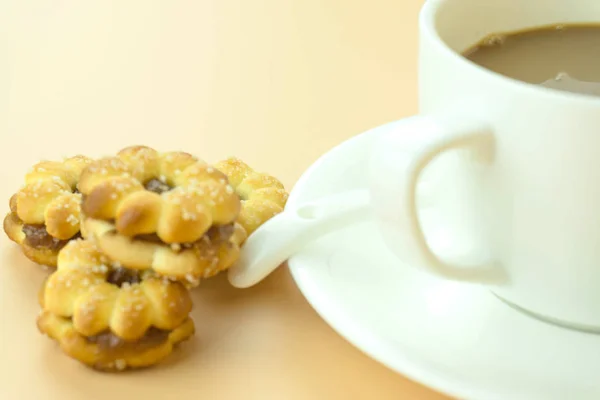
[464, 24, 600, 96]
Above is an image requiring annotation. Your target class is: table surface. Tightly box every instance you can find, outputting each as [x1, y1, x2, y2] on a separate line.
[0, 1, 449, 399]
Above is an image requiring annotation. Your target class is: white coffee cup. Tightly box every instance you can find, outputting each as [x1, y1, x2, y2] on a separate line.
[369, 0, 600, 331]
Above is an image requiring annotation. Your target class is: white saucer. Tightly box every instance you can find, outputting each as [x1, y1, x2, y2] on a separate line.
[286, 121, 600, 400]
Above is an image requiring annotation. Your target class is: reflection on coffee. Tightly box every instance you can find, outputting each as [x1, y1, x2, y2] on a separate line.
[464, 24, 600, 96]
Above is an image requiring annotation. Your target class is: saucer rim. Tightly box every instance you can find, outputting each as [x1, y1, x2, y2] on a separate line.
[286, 121, 508, 400]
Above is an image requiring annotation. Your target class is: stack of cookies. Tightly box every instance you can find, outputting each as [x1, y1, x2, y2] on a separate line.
[3, 146, 288, 372]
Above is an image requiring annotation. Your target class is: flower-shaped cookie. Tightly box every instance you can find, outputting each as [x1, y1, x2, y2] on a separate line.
[37, 239, 194, 371]
[79, 146, 245, 285]
[3, 155, 93, 266]
[214, 158, 288, 235]
[79, 146, 240, 242]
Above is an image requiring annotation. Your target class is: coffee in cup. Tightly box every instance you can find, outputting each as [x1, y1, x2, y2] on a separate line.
[464, 24, 600, 96]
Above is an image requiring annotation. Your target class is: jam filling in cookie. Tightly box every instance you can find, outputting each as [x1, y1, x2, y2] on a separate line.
[86, 327, 170, 352]
[22, 223, 80, 251]
[106, 266, 142, 286]
[133, 223, 235, 250]
[143, 178, 173, 195]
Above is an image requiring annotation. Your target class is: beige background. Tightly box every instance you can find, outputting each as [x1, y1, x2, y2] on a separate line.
[0, 0, 450, 399]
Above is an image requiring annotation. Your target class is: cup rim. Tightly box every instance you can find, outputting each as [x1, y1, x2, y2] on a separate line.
[421, 0, 600, 105]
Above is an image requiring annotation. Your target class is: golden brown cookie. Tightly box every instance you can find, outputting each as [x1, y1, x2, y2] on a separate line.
[78, 146, 246, 285]
[3, 155, 93, 267]
[37, 239, 195, 371]
[214, 158, 288, 235]
[79, 146, 240, 243]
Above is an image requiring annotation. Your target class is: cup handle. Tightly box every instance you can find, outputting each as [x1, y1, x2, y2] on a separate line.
[369, 115, 507, 284]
